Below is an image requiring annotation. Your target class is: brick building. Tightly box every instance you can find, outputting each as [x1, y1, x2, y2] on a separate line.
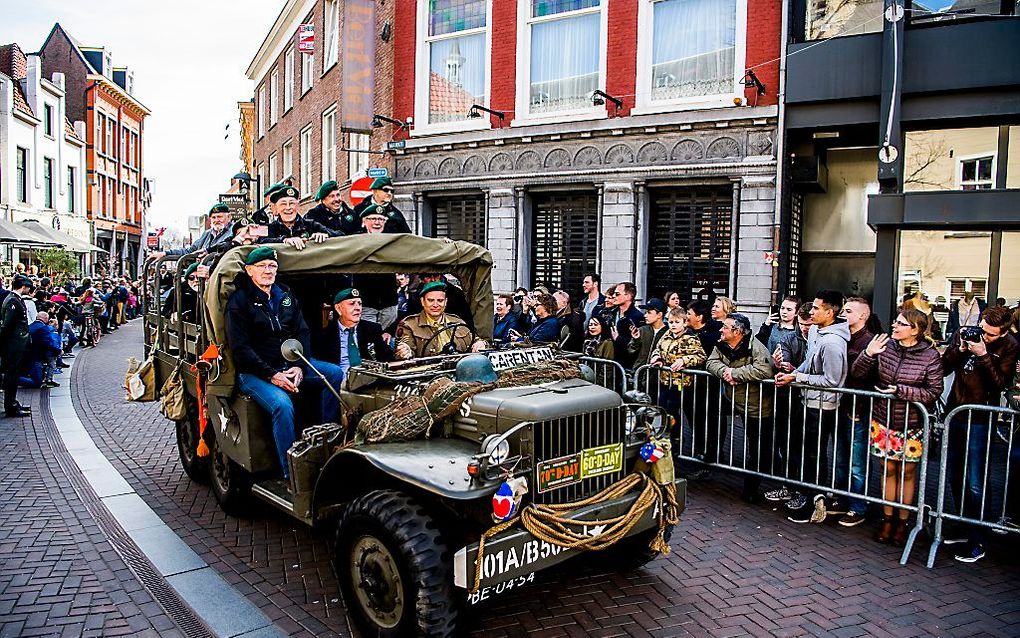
[37, 23, 151, 277]
[247, 0, 398, 211]
[388, 0, 783, 314]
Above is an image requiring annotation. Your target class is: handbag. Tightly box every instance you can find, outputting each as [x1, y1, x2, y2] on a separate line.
[160, 365, 187, 421]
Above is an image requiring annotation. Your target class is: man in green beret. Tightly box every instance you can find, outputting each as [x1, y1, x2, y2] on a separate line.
[350, 203, 400, 333]
[226, 246, 344, 480]
[151, 203, 238, 260]
[252, 182, 284, 225]
[161, 261, 204, 322]
[352, 176, 412, 234]
[394, 281, 486, 359]
[304, 180, 355, 235]
[259, 185, 336, 250]
[313, 287, 394, 377]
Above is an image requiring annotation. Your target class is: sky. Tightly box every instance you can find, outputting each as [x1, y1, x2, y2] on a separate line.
[0, 0, 284, 232]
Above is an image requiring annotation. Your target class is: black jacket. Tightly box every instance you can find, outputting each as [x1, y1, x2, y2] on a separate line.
[0, 292, 30, 357]
[304, 202, 355, 235]
[259, 216, 336, 243]
[557, 308, 586, 352]
[352, 198, 412, 234]
[314, 318, 394, 366]
[226, 276, 310, 380]
[162, 284, 198, 321]
[610, 305, 646, 368]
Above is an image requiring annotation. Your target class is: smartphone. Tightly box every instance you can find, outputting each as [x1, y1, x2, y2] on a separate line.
[250, 225, 269, 237]
[770, 304, 780, 315]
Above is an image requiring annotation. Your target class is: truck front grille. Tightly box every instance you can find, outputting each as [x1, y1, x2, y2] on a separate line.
[531, 408, 625, 505]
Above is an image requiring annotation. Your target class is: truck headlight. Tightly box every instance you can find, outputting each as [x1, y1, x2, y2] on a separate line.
[633, 406, 669, 438]
[480, 435, 510, 465]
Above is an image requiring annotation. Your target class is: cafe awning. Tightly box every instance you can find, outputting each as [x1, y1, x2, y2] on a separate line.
[0, 218, 59, 246]
[19, 220, 107, 253]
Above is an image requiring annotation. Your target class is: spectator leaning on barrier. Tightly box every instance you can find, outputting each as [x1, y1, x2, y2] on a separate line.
[554, 290, 585, 352]
[706, 312, 774, 503]
[650, 307, 706, 448]
[607, 282, 645, 369]
[684, 299, 723, 478]
[776, 290, 850, 525]
[941, 304, 1020, 563]
[756, 295, 800, 356]
[583, 315, 615, 361]
[523, 293, 561, 343]
[628, 298, 669, 369]
[853, 308, 943, 547]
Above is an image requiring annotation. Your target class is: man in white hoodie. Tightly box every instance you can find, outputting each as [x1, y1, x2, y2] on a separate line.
[776, 289, 850, 523]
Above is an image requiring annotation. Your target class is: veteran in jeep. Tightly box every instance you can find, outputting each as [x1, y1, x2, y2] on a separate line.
[394, 281, 486, 359]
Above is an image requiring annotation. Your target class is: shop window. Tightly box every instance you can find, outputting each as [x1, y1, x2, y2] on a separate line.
[418, 0, 489, 128]
[531, 192, 598, 294]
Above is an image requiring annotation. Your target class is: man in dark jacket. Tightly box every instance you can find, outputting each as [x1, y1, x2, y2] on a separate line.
[608, 282, 645, 369]
[493, 293, 521, 343]
[351, 177, 412, 235]
[554, 290, 585, 352]
[684, 298, 723, 477]
[259, 186, 336, 249]
[315, 287, 393, 376]
[304, 180, 358, 234]
[628, 298, 668, 368]
[1, 274, 33, 416]
[19, 311, 62, 388]
[226, 247, 344, 479]
[941, 305, 1020, 562]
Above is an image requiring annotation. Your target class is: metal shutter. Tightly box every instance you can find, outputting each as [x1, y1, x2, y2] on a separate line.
[783, 191, 803, 297]
[531, 192, 598, 295]
[647, 186, 732, 301]
[431, 195, 486, 246]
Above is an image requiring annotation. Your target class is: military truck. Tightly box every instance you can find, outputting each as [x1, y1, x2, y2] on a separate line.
[142, 234, 686, 637]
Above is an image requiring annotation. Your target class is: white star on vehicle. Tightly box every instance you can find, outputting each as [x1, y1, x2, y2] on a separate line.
[218, 408, 229, 433]
[586, 524, 607, 537]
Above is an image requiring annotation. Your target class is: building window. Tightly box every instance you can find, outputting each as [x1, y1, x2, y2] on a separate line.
[68, 167, 77, 213]
[959, 156, 994, 190]
[803, 0, 882, 41]
[323, 0, 340, 71]
[120, 125, 127, 162]
[43, 158, 54, 208]
[348, 132, 370, 180]
[128, 134, 136, 169]
[43, 103, 54, 137]
[106, 119, 114, 157]
[257, 86, 266, 137]
[268, 152, 278, 183]
[284, 47, 295, 111]
[257, 162, 266, 194]
[418, 0, 489, 126]
[270, 68, 279, 126]
[322, 106, 337, 182]
[531, 192, 599, 294]
[97, 176, 105, 215]
[96, 115, 104, 154]
[106, 178, 114, 217]
[522, 0, 604, 117]
[430, 194, 486, 246]
[636, 0, 746, 110]
[301, 45, 314, 94]
[300, 126, 313, 195]
[282, 140, 294, 181]
[948, 278, 987, 301]
[16, 147, 29, 203]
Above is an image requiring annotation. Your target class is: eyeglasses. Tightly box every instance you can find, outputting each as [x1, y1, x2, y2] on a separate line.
[892, 319, 911, 327]
[251, 263, 278, 271]
[187, 275, 198, 281]
[381, 187, 394, 193]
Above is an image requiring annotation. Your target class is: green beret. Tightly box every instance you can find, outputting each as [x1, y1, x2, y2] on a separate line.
[269, 185, 299, 203]
[263, 182, 285, 198]
[183, 262, 199, 279]
[419, 281, 447, 298]
[244, 246, 278, 265]
[315, 180, 340, 201]
[369, 176, 392, 190]
[209, 203, 230, 215]
[333, 287, 361, 304]
[359, 203, 387, 219]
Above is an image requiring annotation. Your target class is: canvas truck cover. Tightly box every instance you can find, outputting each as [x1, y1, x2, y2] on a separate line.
[201, 234, 494, 396]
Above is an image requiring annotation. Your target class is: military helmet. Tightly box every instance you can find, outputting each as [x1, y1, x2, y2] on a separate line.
[455, 354, 498, 384]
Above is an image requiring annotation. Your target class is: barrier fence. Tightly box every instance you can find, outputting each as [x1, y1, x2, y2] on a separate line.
[630, 364, 1020, 567]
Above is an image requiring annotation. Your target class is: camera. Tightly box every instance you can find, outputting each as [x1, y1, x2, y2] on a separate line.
[512, 294, 524, 303]
[960, 326, 984, 343]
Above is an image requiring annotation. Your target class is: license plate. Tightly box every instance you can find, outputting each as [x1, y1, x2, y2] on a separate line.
[487, 347, 555, 371]
[535, 453, 581, 493]
[580, 442, 623, 479]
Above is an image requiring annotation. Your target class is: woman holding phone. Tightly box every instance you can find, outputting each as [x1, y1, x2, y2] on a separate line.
[851, 308, 943, 546]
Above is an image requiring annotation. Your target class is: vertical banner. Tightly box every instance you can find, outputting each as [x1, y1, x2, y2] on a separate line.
[298, 24, 314, 54]
[341, 0, 376, 131]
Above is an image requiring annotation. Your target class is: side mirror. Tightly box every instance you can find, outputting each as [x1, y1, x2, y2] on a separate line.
[281, 338, 304, 362]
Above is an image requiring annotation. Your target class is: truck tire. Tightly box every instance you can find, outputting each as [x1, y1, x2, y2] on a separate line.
[175, 402, 209, 484]
[334, 490, 458, 637]
[208, 431, 249, 514]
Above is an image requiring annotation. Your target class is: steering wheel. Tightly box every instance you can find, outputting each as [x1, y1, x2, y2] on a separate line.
[419, 321, 476, 356]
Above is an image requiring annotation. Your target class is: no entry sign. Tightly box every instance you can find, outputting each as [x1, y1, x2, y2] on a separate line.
[350, 176, 375, 204]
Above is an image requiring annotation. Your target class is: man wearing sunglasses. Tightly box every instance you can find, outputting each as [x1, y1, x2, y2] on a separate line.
[351, 176, 411, 235]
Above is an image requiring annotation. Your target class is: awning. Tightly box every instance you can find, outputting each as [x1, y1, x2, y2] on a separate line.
[19, 220, 107, 253]
[0, 218, 59, 246]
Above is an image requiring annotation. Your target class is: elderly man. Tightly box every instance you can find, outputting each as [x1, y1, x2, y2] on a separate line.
[352, 176, 411, 234]
[353, 204, 401, 331]
[153, 203, 238, 259]
[305, 180, 357, 234]
[316, 288, 394, 376]
[252, 182, 284, 225]
[259, 185, 336, 249]
[1, 274, 33, 417]
[226, 247, 344, 479]
[395, 281, 486, 359]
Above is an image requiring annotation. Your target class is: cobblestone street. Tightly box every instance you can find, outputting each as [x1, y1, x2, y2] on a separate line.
[2, 320, 1019, 637]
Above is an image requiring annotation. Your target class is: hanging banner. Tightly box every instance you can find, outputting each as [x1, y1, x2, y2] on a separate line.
[298, 24, 314, 54]
[341, 0, 375, 131]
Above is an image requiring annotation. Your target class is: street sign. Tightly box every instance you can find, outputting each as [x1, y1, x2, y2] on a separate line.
[218, 193, 248, 212]
[386, 140, 405, 150]
[298, 24, 314, 54]
[367, 168, 388, 178]
[350, 177, 375, 204]
[146, 234, 159, 248]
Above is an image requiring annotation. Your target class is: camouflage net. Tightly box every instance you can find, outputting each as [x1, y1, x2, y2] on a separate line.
[356, 359, 583, 444]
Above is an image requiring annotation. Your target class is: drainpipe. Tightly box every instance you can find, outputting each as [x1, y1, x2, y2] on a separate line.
[771, 0, 792, 305]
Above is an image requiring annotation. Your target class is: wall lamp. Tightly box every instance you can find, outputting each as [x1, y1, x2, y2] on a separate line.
[372, 114, 408, 129]
[468, 104, 505, 121]
[591, 90, 623, 109]
[742, 69, 766, 96]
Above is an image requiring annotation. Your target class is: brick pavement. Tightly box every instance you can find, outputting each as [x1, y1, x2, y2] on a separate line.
[67, 321, 1020, 637]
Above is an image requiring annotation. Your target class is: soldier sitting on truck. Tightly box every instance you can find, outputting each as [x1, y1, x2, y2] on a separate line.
[226, 246, 345, 479]
[315, 287, 394, 376]
[258, 185, 337, 250]
[394, 281, 487, 359]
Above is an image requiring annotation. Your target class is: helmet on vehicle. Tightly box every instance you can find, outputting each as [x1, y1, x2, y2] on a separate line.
[455, 354, 498, 384]
[578, 363, 596, 383]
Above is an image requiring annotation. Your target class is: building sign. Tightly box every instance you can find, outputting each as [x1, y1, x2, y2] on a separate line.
[298, 24, 314, 54]
[367, 167, 388, 178]
[218, 193, 248, 210]
[341, 0, 375, 131]
[146, 234, 159, 248]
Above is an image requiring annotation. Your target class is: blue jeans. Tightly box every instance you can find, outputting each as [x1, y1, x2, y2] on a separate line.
[835, 412, 869, 515]
[238, 358, 344, 478]
[18, 360, 45, 388]
[947, 413, 991, 545]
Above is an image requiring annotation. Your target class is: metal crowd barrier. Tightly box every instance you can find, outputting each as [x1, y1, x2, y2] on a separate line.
[579, 356, 628, 396]
[633, 364, 934, 565]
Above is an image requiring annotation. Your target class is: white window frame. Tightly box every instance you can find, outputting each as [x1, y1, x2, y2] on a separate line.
[43, 103, 55, 138]
[957, 153, 996, 190]
[633, 0, 748, 115]
[323, 0, 340, 72]
[270, 68, 280, 126]
[282, 139, 294, 181]
[348, 132, 370, 181]
[284, 46, 295, 112]
[268, 152, 278, 183]
[322, 106, 337, 182]
[257, 85, 266, 138]
[16, 146, 29, 204]
[413, 0, 493, 136]
[301, 45, 315, 94]
[257, 162, 266, 195]
[68, 166, 77, 214]
[300, 126, 313, 195]
[513, 0, 608, 126]
[43, 157, 54, 209]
